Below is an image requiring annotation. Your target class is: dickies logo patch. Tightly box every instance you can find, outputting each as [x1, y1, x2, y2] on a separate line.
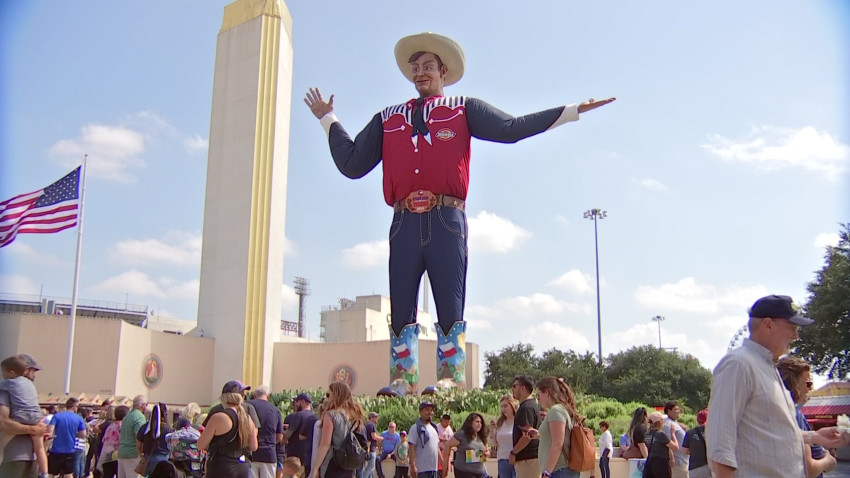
[435, 128, 456, 141]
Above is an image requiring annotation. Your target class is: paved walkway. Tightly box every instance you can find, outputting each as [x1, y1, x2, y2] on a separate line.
[825, 459, 850, 477]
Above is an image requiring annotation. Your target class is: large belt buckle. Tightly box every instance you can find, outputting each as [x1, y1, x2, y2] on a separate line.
[404, 190, 437, 213]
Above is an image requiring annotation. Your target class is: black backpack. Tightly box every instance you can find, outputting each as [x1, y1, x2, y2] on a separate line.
[333, 419, 368, 470]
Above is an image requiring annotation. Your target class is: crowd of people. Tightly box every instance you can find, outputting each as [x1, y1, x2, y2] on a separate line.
[2, 295, 850, 478]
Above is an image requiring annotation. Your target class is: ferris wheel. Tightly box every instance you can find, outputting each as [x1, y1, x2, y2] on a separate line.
[727, 324, 749, 352]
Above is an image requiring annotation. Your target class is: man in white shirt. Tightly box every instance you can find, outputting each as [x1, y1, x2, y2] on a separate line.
[408, 402, 440, 478]
[707, 295, 848, 478]
[597, 421, 613, 478]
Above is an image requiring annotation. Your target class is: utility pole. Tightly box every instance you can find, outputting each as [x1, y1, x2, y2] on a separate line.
[583, 208, 607, 364]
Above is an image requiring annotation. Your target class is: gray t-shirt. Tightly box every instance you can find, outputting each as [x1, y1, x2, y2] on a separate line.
[0, 389, 36, 462]
[451, 431, 487, 474]
[408, 421, 440, 472]
[0, 377, 41, 424]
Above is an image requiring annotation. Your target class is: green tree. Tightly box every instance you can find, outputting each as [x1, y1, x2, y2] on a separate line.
[482, 343, 537, 389]
[600, 345, 712, 410]
[797, 223, 850, 379]
[538, 349, 604, 394]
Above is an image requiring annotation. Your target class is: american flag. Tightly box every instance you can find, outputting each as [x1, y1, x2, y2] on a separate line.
[0, 167, 81, 248]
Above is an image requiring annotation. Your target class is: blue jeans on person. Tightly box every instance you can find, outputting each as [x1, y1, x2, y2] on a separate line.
[358, 452, 376, 478]
[599, 456, 610, 478]
[74, 449, 86, 478]
[146, 451, 170, 476]
[497, 459, 516, 478]
[388, 206, 468, 336]
[550, 468, 580, 478]
[417, 472, 439, 478]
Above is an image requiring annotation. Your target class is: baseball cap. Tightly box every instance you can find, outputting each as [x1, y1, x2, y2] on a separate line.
[368, 411, 379, 419]
[294, 393, 312, 403]
[18, 354, 41, 371]
[419, 401, 435, 410]
[748, 295, 814, 326]
[696, 409, 708, 425]
[648, 411, 665, 424]
[222, 380, 251, 394]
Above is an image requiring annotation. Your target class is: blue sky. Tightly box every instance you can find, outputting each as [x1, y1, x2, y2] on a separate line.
[1, 0, 848, 384]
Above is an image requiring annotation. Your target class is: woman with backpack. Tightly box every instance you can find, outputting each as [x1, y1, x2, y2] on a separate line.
[198, 389, 259, 478]
[525, 377, 582, 478]
[310, 381, 366, 478]
[136, 403, 174, 476]
[440, 413, 489, 478]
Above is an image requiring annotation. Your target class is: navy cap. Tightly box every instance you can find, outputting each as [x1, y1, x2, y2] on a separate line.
[222, 380, 251, 394]
[18, 354, 41, 371]
[294, 393, 312, 403]
[419, 401, 435, 410]
[748, 295, 814, 326]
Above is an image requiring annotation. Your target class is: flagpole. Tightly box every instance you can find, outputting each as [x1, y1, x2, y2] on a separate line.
[64, 155, 88, 395]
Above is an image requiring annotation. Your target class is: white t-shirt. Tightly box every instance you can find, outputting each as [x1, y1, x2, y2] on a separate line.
[408, 422, 440, 472]
[598, 430, 613, 456]
[437, 423, 454, 451]
[496, 419, 514, 460]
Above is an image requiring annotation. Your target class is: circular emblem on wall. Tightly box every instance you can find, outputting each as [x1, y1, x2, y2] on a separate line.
[329, 364, 356, 389]
[141, 354, 163, 389]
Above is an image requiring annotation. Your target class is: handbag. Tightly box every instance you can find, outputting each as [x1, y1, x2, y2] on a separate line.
[135, 454, 150, 475]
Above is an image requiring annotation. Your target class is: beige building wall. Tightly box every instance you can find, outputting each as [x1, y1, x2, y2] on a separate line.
[271, 339, 479, 395]
[321, 295, 436, 343]
[0, 313, 214, 405]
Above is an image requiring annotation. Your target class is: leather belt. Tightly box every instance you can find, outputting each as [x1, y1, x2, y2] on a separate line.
[393, 190, 465, 213]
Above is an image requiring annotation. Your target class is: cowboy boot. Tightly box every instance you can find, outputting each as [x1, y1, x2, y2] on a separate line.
[388, 323, 419, 396]
[435, 321, 466, 389]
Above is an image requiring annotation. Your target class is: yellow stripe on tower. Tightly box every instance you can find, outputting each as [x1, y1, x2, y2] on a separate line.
[233, 0, 284, 387]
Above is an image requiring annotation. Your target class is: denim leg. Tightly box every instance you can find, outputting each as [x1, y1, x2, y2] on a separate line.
[549, 468, 580, 478]
[497, 459, 516, 478]
[389, 210, 426, 335]
[425, 206, 467, 334]
[599, 456, 610, 478]
[363, 452, 376, 478]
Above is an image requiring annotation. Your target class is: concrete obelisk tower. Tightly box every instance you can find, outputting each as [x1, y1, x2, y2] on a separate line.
[196, 0, 292, 400]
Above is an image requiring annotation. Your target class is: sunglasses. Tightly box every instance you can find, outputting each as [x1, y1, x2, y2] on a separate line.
[805, 381, 813, 390]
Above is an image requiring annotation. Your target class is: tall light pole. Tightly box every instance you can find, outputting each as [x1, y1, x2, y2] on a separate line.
[652, 315, 665, 348]
[584, 208, 607, 364]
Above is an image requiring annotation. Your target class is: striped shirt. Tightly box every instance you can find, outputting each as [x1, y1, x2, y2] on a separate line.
[706, 338, 805, 477]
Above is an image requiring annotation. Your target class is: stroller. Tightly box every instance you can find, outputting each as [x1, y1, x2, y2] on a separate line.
[165, 426, 206, 478]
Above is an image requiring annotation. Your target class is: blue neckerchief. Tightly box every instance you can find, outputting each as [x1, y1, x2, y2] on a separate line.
[414, 418, 431, 448]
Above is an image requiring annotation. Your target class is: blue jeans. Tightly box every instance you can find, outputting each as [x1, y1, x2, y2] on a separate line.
[358, 452, 376, 478]
[74, 449, 86, 478]
[417, 472, 439, 478]
[550, 468, 579, 478]
[599, 456, 610, 478]
[388, 207, 468, 336]
[497, 459, 516, 478]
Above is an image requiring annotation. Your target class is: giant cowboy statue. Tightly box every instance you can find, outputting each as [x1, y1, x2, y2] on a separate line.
[305, 32, 615, 394]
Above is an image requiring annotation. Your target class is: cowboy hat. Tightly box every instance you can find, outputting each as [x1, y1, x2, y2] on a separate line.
[394, 32, 465, 86]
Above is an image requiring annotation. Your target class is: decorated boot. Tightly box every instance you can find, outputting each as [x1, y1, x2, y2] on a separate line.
[388, 323, 420, 396]
[435, 321, 467, 389]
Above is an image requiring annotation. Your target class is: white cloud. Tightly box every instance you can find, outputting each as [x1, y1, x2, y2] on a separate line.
[703, 125, 850, 177]
[548, 269, 593, 295]
[341, 240, 388, 269]
[184, 134, 209, 153]
[110, 231, 202, 267]
[521, 321, 592, 354]
[92, 270, 198, 299]
[48, 124, 145, 182]
[283, 237, 297, 257]
[467, 318, 493, 331]
[1, 242, 64, 267]
[468, 211, 531, 253]
[814, 233, 840, 249]
[0, 274, 41, 296]
[469, 293, 591, 320]
[281, 284, 299, 311]
[93, 270, 165, 297]
[633, 177, 669, 191]
[633, 277, 767, 315]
